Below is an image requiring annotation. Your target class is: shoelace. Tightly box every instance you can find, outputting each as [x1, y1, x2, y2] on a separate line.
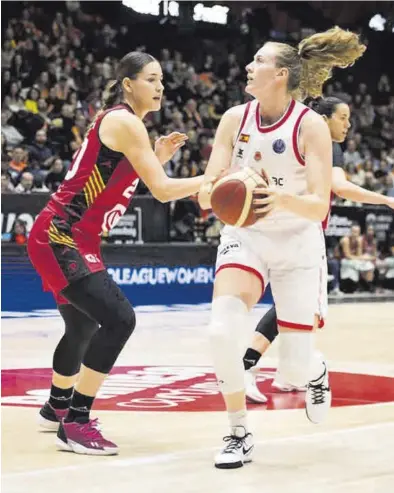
[77, 418, 104, 441]
[309, 380, 330, 405]
[222, 435, 244, 454]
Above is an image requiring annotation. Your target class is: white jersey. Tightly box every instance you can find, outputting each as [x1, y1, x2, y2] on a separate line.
[231, 98, 316, 232]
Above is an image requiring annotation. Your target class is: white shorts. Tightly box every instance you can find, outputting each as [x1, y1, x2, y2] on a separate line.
[215, 224, 327, 330]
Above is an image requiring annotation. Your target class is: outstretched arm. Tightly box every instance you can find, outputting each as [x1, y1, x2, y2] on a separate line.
[332, 167, 394, 209]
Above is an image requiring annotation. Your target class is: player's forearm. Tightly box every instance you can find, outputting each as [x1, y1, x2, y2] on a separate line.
[334, 181, 389, 205]
[279, 193, 329, 221]
[156, 176, 204, 202]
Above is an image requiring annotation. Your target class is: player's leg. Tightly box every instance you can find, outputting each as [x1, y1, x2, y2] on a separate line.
[271, 260, 331, 424]
[39, 299, 99, 431]
[210, 229, 266, 469]
[55, 270, 136, 455]
[243, 305, 278, 403]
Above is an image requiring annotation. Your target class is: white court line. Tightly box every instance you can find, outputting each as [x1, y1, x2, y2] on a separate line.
[3, 420, 394, 479]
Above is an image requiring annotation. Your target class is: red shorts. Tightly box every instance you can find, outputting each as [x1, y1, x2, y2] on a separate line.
[27, 208, 105, 305]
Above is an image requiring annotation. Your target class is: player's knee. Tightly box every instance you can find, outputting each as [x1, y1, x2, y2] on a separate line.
[277, 332, 314, 387]
[208, 295, 248, 342]
[114, 306, 136, 346]
[208, 296, 248, 394]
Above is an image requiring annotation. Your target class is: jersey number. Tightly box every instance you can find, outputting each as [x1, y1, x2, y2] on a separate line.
[64, 138, 89, 181]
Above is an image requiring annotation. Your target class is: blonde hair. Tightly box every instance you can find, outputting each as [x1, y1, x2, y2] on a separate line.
[269, 26, 366, 100]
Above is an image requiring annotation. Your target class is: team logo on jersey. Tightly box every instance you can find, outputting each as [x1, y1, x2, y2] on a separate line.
[273, 139, 286, 154]
[236, 148, 244, 159]
[239, 133, 250, 143]
[254, 151, 262, 161]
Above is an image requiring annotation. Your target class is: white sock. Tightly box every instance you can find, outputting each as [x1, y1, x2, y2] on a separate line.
[229, 409, 248, 435]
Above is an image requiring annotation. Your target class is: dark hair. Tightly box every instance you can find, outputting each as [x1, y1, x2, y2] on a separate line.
[102, 51, 156, 110]
[310, 97, 346, 118]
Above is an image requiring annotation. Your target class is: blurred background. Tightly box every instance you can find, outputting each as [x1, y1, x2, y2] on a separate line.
[1, 1, 394, 313]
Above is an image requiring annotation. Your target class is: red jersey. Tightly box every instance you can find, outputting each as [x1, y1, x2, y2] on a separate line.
[47, 104, 139, 240]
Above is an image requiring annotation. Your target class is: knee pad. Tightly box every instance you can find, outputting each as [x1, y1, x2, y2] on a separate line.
[255, 306, 278, 342]
[208, 296, 248, 394]
[277, 332, 314, 388]
[53, 305, 100, 376]
[83, 305, 136, 374]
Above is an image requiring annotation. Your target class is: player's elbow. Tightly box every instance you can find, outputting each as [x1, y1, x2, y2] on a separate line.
[149, 182, 171, 203]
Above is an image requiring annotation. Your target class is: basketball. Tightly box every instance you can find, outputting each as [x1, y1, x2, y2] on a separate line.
[210, 167, 270, 227]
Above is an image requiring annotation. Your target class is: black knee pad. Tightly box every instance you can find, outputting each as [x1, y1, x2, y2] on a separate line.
[255, 305, 278, 343]
[61, 271, 137, 374]
[53, 304, 99, 376]
[83, 306, 136, 374]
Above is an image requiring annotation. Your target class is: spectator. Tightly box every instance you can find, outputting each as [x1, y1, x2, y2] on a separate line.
[339, 223, 375, 293]
[10, 219, 28, 245]
[1, 110, 24, 148]
[14, 171, 35, 193]
[24, 87, 41, 114]
[343, 139, 362, 168]
[1, 174, 14, 192]
[28, 129, 54, 168]
[7, 147, 28, 184]
[45, 157, 66, 192]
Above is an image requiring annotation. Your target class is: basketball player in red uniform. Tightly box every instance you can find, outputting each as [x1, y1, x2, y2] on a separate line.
[243, 97, 394, 404]
[28, 52, 211, 455]
[198, 28, 366, 468]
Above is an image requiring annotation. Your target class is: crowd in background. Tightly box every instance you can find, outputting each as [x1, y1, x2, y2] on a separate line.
[1, 2, 394, 292]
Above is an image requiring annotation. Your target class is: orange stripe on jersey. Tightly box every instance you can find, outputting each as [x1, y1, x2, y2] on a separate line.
[48, 223, 76, 248]
[93, 165, 105, 191]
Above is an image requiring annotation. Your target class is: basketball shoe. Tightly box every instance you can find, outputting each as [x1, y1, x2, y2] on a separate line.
[305, 361, 332, 424]
[214, 426, 254, 469]
[56, 418, 118, 455]
[245, 369, 268, 403]
[38, 402, 68, 431]
[272, 370, 307, 392]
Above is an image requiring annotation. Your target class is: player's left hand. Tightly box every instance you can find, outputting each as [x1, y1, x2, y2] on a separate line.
[252, 186, 283, 218]
[155, 132, 188, 165]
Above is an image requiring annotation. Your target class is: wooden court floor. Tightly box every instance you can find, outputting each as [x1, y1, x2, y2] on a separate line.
[2, 302, 394, 493]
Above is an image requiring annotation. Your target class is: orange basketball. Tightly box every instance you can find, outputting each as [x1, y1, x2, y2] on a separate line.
[210, 167, 269, 227]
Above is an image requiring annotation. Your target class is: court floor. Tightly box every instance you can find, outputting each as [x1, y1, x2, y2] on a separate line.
[2, 302, 394, 493]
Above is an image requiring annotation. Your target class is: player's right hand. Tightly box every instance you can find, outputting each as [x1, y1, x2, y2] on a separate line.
[252, 186, 282, 218]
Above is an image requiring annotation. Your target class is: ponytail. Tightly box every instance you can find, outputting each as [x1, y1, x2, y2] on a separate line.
[102, 79, 123, 110]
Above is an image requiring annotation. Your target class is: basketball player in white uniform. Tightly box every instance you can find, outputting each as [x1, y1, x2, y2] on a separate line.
[198, 27, 366, 469]
[243, 97, 394, 404]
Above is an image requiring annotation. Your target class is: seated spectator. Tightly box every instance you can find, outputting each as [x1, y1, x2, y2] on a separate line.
[339, 223, 375, 293]
[45, 157, 66, 192]
[24, 87, 40, 114]
[1, 174, 14, 192]
[344, 139, 362, 168]
[182, 99, 203, 129]
[14, 171, 35, 193]
[1, 110, 24, 148]
[376, 232, 394, 291]
[28, 129, 54, 168]
[10, 219, 28, 245]
[7, 147, 28, 185]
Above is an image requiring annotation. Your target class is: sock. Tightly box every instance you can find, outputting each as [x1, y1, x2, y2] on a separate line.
[65, 390, 95, 422]
[48, 384, 73, 410]
[243, 348, 262, 370]
[229, 409, 248, 435]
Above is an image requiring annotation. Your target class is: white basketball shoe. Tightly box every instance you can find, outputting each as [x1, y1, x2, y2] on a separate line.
[245, 369, 268, 404]
[305, 361, 332, 424]
[214, 426, 254, 469]
[272, 370, 307, 392]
